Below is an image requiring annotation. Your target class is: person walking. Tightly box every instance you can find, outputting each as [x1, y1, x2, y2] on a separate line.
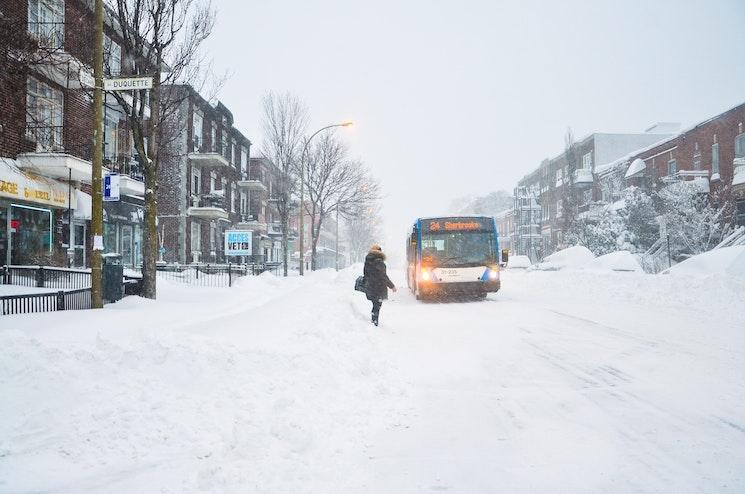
[363, 244, 396, 326]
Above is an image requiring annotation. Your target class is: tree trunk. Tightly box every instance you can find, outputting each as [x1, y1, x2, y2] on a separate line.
[141, 62, 161, 299]
[281, 203, 288, 277]
[311, 214, 323, 271]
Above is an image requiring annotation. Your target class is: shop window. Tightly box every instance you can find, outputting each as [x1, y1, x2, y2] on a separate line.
[10, 204, 52, 265]
[26, 76, 63, 151]
[104, 222, 118, 254]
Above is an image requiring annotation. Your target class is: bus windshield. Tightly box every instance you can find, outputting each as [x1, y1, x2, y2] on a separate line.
[421, 232, 497, 267]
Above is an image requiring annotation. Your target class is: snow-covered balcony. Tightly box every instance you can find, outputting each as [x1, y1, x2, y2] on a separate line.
[188, 194, 228, 220]
[237, 179, 267, 192]
[119, 175, 145, 196]
[188, 148, 230, 169]
[573, 168, 594, 188]
[16, 152, 94, 183]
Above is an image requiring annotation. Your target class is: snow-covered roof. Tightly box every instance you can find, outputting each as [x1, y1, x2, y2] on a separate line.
[624, 158, 646, 179]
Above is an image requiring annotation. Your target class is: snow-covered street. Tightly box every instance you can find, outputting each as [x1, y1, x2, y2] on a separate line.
[1, 267, 744, 493]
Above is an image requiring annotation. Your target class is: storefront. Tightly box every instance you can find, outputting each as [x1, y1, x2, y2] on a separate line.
[103, 197, 144, 268]
[0, 158, 75, 266]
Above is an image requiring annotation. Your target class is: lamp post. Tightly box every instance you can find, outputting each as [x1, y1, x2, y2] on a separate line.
[298, 121, 352, 275]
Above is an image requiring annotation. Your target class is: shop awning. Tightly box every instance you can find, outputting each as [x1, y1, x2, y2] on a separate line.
[0, 158, 77, 209]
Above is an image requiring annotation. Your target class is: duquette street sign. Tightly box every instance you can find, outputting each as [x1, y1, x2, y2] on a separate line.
[103, 76, 153, 91]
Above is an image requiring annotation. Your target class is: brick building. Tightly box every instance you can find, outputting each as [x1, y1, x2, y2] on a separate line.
[158, 85, 264, 264]
[513, 129, 673, 257]
[596, 102, 745, 227]
[0, 0, 146, 267]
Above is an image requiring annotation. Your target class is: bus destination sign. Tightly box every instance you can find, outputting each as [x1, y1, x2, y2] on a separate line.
[422, 217, 493, 233]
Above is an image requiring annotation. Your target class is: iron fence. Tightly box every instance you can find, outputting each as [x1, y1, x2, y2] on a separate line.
[2, 266, 92, 289]
[125, 262, 282, 288]
[0, 288, 92, 316]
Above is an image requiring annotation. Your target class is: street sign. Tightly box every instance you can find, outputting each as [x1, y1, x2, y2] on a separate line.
[103, 76, 153, 91]
[103, 173, 120, 202]
[225, 230, 252, 256]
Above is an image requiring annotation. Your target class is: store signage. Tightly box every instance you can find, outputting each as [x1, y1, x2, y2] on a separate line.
[0, 176, 72, 208]
[224, 230, 252, 256]
[103, 77, 153, 91]
[104, 173, 120, 202]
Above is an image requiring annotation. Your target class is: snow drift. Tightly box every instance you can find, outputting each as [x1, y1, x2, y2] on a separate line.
[665, 245, 745, 281]
[584, 250, 643, 273]
[531, 245, 595, 271]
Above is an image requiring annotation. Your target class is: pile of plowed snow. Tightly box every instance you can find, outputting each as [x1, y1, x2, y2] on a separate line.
[666, 245, 745, 281]
[531, 246, 643, 273]
[585, 251, 643, 272]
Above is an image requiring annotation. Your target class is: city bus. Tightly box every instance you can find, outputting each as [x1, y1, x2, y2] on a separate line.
[406, 216, 507, 300]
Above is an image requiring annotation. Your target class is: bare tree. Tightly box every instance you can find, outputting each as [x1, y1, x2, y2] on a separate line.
[108, 0, 216, 298]
[302, 132, 380, 270]
[260, 91, 308, 276]
[345, 209, 382, 264]
[560, 126, 580, 236]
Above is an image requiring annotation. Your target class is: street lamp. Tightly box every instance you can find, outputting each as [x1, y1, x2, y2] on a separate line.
[298, 121, 353, 275]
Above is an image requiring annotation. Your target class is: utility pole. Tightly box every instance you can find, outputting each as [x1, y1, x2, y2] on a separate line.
[91, 0, 104, 308]
[335, 206, 340, 271]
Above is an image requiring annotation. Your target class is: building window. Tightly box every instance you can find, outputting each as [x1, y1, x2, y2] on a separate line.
[191, 222, 201, 252]
[192, 166, 201, 195]
[103, 105, 125, 161]
[232, 139, 239, 165]
[210, 171, 217, 192]
[241, 147, 248, 173]
[192, 110, 203, 151]
[209, 223, 216, 252]
[231, 183, 237, 212]
[211, 122, 217, 152]
[582, 152, 592, 169]
[104, 34, 121, 76]
[667, 159, 677, 175]
[736, 133, 745, 159]
[26, 76, 63, 151]
[240, 191, 247, 214]
[693, 152, 702, 171]
[28, 0, 64, 49]
[712, 143, 720, 175]
[222, 132, 230, 160]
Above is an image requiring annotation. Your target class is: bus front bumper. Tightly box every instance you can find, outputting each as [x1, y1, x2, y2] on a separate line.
[419, 280, 501, 296]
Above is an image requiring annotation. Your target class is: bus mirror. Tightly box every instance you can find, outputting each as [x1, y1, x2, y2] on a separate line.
[501, 249, 509, 266]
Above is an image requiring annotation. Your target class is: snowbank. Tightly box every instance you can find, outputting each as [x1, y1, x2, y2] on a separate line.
[584, 250, 643, 272]
[665, 245, 745, 281]
[507, 254, 531, 269]
[531, 245, 595, 271]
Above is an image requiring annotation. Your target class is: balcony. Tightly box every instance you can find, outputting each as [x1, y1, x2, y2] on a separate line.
[187, 195, 228, 220]
[573, 168, 594, 188]
[188, 141, 230, 169]
[106, 155, 145, 196]
[733, 158, 745, 189]
[236, 213, 267, 231]
[237, 179, 268, 192]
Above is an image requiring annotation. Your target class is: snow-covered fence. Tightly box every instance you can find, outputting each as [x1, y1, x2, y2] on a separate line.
[714, 226, 745, 249]
[150, 262, 281, 287]
[0, 287, 92, 316]
[637, 237, 672, 274]
[1, 265, 91, 290]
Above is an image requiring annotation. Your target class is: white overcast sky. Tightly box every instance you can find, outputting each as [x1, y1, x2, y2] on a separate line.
[204, 0, 745, 256]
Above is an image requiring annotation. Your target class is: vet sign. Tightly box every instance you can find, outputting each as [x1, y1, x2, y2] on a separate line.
[103, 77, 153, 91]
[103, 173, 120, 202]
[225, 230, 252, 256]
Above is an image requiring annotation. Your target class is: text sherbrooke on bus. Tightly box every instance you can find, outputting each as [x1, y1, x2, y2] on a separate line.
[406, 216, 508, 300]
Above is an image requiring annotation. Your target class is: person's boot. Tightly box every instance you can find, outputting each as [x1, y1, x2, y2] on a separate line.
[372, 313, 379, 326]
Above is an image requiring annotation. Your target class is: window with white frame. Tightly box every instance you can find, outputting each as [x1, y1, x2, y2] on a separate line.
[693, 152, 702, 171]
[241, 147, 248, 173]
[104, 34, 121, 76]
[667, 159, 677, 175]
[240, 191, 247, 214]
[210, 171, 217, 192]
[232, 139, 238, 165]
[582, 151, 593, 169]
[191, 222, 201, 251]
[26, 76, 63, 151]
[231, 183, 237, 212]
[104, 105, 124, 160]
[736, 133, 745, 158]
[28, 0, 64, 49]
[211, 122, 217, 152]
[192, 110, 203, 150]
[712, 143, 720, 175]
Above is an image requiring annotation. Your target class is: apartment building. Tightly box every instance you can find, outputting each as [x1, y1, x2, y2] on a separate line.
[0, 0, 147, 267]
[513, 129, 674, 255]
[597, 102, 745, 227]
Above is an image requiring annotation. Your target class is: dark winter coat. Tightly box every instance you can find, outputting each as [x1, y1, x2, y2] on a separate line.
[363, 250, 394, 301]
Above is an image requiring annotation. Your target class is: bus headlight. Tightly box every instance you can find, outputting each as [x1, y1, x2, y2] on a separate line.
[488, 266, 499, 280]
[421, 268, 431, 281]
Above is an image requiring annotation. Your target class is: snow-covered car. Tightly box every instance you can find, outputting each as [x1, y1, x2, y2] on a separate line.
[507, 255, 531, 269]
